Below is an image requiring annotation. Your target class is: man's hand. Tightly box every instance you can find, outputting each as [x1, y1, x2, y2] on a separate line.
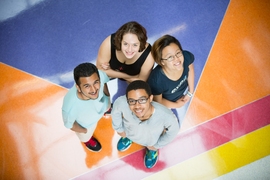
[101, 62, 111, 70]
[117, 131, 126, 137]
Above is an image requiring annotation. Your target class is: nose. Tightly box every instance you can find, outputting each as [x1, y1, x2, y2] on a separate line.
[173, 55, 181, 62]
[128, 45, 132, 52]
[89, 86, 96, 93]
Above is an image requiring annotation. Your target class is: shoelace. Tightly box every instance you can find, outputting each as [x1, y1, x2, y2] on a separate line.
[86, 138, 97, 147]
[147, 150, 157, 160]
[122, 137, 131, 145]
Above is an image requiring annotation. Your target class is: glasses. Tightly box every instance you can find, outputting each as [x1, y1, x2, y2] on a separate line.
[161, 51, 183, 62]
[127, 97, 149, 105]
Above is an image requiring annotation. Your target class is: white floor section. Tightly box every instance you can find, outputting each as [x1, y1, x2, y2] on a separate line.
[215, 155, 270, 180]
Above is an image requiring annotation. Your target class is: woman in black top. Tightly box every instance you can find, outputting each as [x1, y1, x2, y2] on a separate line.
[96, 21, 154, 83]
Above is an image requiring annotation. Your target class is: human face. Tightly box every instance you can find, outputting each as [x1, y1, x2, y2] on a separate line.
[161, 43, 184, 70]
[76, 73, 100, 100]
[121, 33, 140, 59]
[127, 89, 153, 119]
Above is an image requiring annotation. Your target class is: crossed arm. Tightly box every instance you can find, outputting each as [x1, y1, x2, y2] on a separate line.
[96, 35, 154, 82]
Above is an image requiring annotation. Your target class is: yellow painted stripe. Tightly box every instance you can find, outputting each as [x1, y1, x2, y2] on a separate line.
[145, 125, 270, 180]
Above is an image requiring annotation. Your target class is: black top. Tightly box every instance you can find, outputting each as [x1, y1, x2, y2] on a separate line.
[109, 33, 151, 76]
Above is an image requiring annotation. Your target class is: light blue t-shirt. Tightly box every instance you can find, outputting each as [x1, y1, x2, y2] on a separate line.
[62, 70, 110, 129]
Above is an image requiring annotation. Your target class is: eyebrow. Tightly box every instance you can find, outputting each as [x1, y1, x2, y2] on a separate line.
[82, 79, 100, 87]
[122, 40, 139, 44]
[128, 96, 147, 99]
[164, 49, 181, 57]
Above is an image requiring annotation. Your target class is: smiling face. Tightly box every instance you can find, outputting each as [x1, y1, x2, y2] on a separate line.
[121, 33, 140, 59]
[161, 43, 184, 71]
[76, 72, 100, 100]
[127, 89, 153, 119]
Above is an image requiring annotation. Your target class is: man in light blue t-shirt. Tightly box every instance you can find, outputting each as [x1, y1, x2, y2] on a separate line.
[62, 62, 111, 152]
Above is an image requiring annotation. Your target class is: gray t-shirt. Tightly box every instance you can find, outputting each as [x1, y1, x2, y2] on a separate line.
[112, 95, 180, 149]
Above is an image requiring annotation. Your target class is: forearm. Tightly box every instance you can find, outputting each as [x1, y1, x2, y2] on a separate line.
[103, 83, 110, 97]
[111, 107, 125, 132]
[103, 69, 135, 80]
[153, 122, 180, 149]
[70, 121, 87, 133]
[159, 97, 185, 109]
[187, 64, 195, 94]
[136, 72, 151, 82]
[112, 117, 124, 133]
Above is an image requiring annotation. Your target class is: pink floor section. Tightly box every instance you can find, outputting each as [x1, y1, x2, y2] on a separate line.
[74, 95, 270, 179]
[1, 0, 270, 179]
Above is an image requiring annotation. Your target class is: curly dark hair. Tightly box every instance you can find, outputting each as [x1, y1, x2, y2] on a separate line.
[114, 21, 147, 52]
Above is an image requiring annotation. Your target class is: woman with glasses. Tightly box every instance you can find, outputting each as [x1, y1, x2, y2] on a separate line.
[111, 80, 179, 169]
[96, 21, 155, 83]
[147, 35, 195, 108]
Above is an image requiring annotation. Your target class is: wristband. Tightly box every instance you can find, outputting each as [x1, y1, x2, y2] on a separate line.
[187, 91, 193, 98]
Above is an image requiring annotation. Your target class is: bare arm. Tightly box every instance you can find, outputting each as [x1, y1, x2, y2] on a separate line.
[103, 83, 110, 97]
[153, 94, 185, 109]
[96, 35, 111, 71]
[70, 121, 87, 133]
[187, 63, 195, 94]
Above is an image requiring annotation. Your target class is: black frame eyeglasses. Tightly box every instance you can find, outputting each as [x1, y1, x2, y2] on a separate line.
[161, 51, 183, 62]
[127, 97, 149, 105]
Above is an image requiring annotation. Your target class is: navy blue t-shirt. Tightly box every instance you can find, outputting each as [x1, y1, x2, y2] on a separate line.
[147, 50, 194, 102]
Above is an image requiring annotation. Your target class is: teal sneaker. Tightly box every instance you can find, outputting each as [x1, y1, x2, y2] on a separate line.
[117, 137, 132, 151]
[144, 149, 158, 168]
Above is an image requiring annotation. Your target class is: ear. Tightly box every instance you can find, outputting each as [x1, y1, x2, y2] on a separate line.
[76, 84, 81, 92]
[149, 94, 154, 102]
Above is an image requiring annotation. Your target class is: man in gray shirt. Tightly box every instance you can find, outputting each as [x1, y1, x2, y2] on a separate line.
[111, 80, 180, 168]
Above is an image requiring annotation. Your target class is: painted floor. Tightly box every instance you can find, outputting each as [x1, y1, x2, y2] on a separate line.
[1, 0, 270, 179]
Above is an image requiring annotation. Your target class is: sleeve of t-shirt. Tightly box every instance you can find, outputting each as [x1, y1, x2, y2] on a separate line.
[111, 96, 125, 133]
[62, 109, 76, 129]
[153, 110, 180, 149]
[98, 70, 110, 84]
[184, 51, 195, 66]
[147, 67, 164, 95]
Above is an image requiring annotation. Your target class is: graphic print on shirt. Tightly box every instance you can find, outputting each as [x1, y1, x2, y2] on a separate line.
[171, 75, 187, 94]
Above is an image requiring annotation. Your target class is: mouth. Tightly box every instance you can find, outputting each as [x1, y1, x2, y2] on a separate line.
[90, 90, 98, 96]
[174, 61, 183, 67]
[125, 51, 134, 56]
[134, 108, 144, 116]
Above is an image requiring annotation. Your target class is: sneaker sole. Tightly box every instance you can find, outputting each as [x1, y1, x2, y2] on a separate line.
[85, 146, 102, 152]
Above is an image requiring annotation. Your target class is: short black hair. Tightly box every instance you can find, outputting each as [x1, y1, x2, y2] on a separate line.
[73, 62, 99, 85]
[126, 80, 152, 98]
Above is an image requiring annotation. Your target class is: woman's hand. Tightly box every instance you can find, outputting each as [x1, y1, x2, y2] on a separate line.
[175, 95, 190, 107]
[101, 62, 111, 70]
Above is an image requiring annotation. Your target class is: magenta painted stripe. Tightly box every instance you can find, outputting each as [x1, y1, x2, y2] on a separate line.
[74, 95, 270, 180]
